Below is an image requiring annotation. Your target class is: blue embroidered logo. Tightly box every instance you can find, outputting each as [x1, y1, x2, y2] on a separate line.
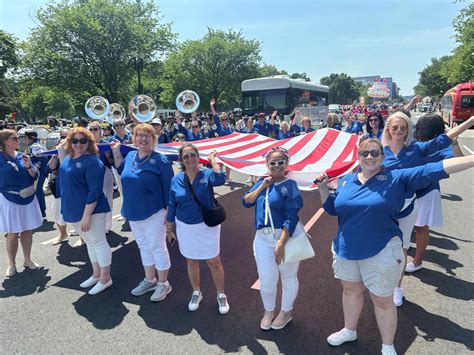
[7, 161, 18, 172]
[199, 178, 207, 184]
[280, 186, 288, 195]
[149, 158, 156, 165]
[405, 151, 414, 156]
[342, 181, 347, 187]
[76, 162, 82, 169]
[376, 175, 388, 181]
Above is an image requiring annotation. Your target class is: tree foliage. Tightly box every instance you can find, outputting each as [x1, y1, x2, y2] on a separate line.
[0, 30, 19, 78]
[160, 28, 261, 109]
[414, 56, 453, 97]
[320, 73, 360, 104]
[258, 64, 288, 77]
[290, 72, 311, 81]
[22, 0, 175, 104]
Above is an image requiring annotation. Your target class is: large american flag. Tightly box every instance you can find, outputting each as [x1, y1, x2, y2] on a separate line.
[157, 128, 360, 190]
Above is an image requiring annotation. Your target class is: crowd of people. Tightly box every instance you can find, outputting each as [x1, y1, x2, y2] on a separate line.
[1, 97, 474, 355]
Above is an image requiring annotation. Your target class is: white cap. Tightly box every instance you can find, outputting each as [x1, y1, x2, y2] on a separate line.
[151, 118, 162, 125]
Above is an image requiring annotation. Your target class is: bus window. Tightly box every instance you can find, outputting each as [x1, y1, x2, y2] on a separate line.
[243, 91, 264, 111]
[460, 95, 474, 108]
[264, 89, 288, 110]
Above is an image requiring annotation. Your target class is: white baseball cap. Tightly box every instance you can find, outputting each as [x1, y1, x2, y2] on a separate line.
[151, 118, 162, 125]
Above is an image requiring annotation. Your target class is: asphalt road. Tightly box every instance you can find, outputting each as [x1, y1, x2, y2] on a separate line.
[0, 125, 473, 354]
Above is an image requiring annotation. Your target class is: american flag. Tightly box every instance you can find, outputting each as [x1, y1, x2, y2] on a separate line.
[156, 128, 360, 190]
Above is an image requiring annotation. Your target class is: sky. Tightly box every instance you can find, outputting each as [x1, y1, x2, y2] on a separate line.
[0, 0, 467, 95]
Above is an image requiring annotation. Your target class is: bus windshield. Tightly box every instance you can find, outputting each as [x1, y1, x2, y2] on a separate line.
[243, 89, 288, 111]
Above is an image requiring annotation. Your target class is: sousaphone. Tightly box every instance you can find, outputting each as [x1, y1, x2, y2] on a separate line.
[129, 95, 156, 122]
[176, 90, 200, 114]
[85, 96, 111, 121]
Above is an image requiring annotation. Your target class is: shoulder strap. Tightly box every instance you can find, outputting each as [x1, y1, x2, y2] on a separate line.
[184, 173, 205, 209]
[264, 187, 275, 235]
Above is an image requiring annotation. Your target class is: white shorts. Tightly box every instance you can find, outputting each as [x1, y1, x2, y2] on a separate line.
[399, 202, 418, 249]
[415, 190, 443, 228]
[332, 237, 404, 297]
[175, 219, 220, 260]
[0, 194, 42, 233]
[52, 197, 66, 226]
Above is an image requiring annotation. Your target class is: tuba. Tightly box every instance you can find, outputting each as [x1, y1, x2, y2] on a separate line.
[85, 96, 111, 121]
[129, 95, 156, 122]
[106, 103, 126, 124]
[176, 90, 200, 114]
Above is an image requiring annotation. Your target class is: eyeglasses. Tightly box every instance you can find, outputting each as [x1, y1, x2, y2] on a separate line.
[268, 160, 287, 167]
[390, 125, 407, 132]
[191, 125, 199, 128]
[182, 152, 198, 160]
[358, 149, 381, 158]
[8, 136, 19, 142]
[136, 133, 151, 139]
[114, 124, 124, 128]
[221, 118, 228, 121]
[368, 118, 379, 122]
[71, 138, 88, 145]
[89, 127, 100, 132]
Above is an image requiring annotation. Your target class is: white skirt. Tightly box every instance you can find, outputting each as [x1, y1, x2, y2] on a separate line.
[52, 197, 66, 226]
[399, 202, 418, 249]
[415, 189, 443, 228]
[176, 218, 220, 260]
[0, 193, 43, 233]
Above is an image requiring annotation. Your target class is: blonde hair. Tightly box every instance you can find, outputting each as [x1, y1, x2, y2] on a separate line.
[65, 127, 99, 155]
[0, 129, 17, 159]
[327, 113, 340, 126]
[133, 123, 157, 147]
[359, 138, 383, 153]
[301, 116, 312, 126]
[381, 111, 413, 147]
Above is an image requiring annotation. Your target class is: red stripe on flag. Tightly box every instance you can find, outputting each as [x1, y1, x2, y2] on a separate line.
[289, 129, 339, 170]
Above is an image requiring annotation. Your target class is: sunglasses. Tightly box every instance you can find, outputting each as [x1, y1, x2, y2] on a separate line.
[191, 125, 199, 128]
[9, 136, 19, 142]
[358, 149, 381, 158]
[89, 127, 100, 132]
[182, 152, 198, 160]
[114, 124, 124, 128]
[268, 160, 286, 167]
[71, 138, 89, 145]
[368, 118, 379, 122]
[390, 125, 407, 132]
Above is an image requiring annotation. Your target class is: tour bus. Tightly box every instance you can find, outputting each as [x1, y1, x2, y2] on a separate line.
[440, 82, 474, 127]
[241, 76, 329, 125]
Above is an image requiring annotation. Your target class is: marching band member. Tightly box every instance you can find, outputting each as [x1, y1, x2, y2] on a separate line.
[315, 138, 474, 355]
[253, 113, 274, 137]
[210, 100, 234, 182]
[88, 121, 114, 233]
[150, 118, 171, 145]
[176, 115, 206, 142]
[166, 144, 229, 314]
[49, 128, 70, 245]
[110, 123, 174, 302]
[0, 130, 42, 277]
[111, 119, 132, 144]
[243, 147, 304, 330]
[58, 127, 112, 295]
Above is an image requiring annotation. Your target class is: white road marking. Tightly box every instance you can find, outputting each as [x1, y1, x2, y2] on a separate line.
[463, 145, 474, 154]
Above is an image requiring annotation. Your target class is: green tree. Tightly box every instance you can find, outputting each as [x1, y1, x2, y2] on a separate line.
[0, 31, 21, 118]
[290, 72, 311, 81]
[22, 0, 175, 103]
[441, 3, 474, 84]
[160, 28, 261, 109]
[320, 73, 360, 104]
[414, 56, 452, 97]
[0, 31, 19, 78]
[21, 87, 50, 121]
[258, 64, 288, 77]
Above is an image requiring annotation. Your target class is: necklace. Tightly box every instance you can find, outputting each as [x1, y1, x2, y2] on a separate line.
[131, 151, 152, 173]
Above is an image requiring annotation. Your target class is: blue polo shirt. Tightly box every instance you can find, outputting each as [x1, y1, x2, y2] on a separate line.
[0, 152, 37, 205]
[59, 154, 110, 223]
[177, 125, 206, 142]
[253, 121, 274, 137]
[416, 146, 454, 199]
[273, 124, 296, 140]
[117, 151, 174, 221]
[112, 132, 132, 143]
[213, 115, 233, 136]
[158, 133, 171, 144]
[167, 169, 226, 224]
[345, 121, 363, 135]
[323, 162, 449, 260]
[242, 178, 303, 236]
[239, 127, 256, 134]
[291, 124, 315, 135]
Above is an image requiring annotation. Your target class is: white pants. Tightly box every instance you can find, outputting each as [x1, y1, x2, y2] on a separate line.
[399, 202, 418, 249]
[103, 167, 113, 232]
[72, 213, 112, 267]
[129, 209, 171, 271]
[51, 197, 66, 227]
[112, 167, 123, 195]
[253, 228, 300, 312]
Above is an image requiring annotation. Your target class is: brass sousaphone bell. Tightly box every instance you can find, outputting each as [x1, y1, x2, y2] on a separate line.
[85, 96, 111, 121]
[129, 95, 156, 123]
[176, 90, 200, 113]
[106, 103, 126, 124]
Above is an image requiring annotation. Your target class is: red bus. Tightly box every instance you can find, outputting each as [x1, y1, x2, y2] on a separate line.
[440, 82, 474, 127]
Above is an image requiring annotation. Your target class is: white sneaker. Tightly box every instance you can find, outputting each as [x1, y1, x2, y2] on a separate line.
[88, 279, 113, 295]
[382, 344, 397, 355]
[80, 276, 99, 288]
[188, 290, 202, 312]
[405, 262, 422, 273]
[327, 328, 357, 346]
[393, 287, 404, 307]
[217, 293, 230, 314]
[131, 278, 157, 296]
[150, 281, 172, 302]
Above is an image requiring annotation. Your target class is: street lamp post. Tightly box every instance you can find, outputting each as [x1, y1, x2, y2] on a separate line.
[132, 52, 144, 94]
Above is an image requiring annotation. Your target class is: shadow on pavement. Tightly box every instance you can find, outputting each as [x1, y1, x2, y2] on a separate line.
[407, 248, 463, 276]
[50, 190, 431, 353]
[440, 193, 463, 201]
[430, 230, 472, 243]
[34, 220, 56, 233]
[0, 267, 51, 298]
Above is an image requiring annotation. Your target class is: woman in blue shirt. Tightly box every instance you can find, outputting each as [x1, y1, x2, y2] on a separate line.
[315, 138, 474, 355]
[364, 112, 384, 140]
[166, 144, 229, 314]
[110, 123, 174, 302]
[243, 147, 304, 331]
[380, 112, 474, 306]
[327, 113, 342, 131]
[0, 129, 42, 277]
[58, 127, 112, 295]
[291, 116, 315, 135]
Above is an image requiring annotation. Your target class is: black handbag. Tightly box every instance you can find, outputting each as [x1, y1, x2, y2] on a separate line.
[184, 173, 226, 227]
[48, 172, 58, 198]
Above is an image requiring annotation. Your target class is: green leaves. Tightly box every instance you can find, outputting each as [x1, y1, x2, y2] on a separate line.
[320, 73, 360, 104]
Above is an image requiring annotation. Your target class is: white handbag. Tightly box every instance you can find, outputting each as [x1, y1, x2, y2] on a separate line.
[265, 188, 315, 264]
